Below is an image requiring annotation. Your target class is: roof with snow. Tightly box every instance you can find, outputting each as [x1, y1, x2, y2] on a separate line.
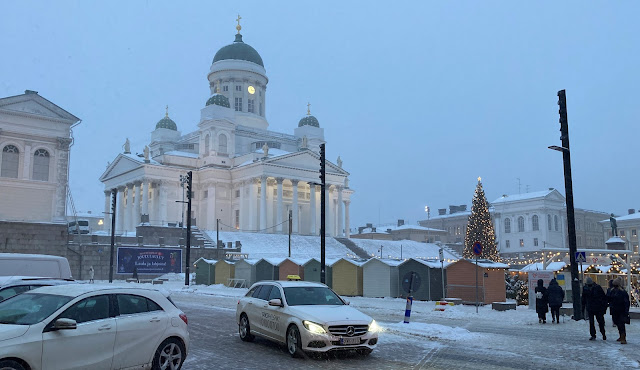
[520, 262, 567, 272]
[491, 189, 562, 204]
[606, 213, 640, 222]
[349, 239, 460, 261]
[163, 151, 199, 159]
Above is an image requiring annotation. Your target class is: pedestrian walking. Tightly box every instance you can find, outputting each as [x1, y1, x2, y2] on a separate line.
[88, 266, 95, 283]
[535, 279, 548, 324]
[609, 277, 630, 344]
[606, 279, 616, 328]
[581, 277, 607, 340]
[547, 278, 564, 323]
[133, 266, 139, 283]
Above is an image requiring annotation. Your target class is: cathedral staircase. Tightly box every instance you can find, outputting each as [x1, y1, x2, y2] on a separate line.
[334, 238, 370, 259]
[191, 227, 214, 248]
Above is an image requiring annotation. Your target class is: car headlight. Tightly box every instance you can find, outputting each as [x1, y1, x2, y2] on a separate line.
[368, 319, 381, 333]
[303, 320, 326, 334]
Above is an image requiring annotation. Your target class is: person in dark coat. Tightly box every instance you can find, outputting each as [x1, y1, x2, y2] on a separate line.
[582, 277, 607, 340]
[535, 279, 549, 324]
[606, 279, 616, 328]
[547, 278, 564, 323]
[609, 277, 630, 344]
[132, 266, 139, 283]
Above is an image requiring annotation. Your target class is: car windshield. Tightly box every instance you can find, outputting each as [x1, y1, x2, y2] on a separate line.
[0, 293, 73, 325]
[283, 287, 344, 306]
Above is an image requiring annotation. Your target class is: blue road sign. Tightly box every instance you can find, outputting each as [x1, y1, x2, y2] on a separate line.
[472, 241, 482, 256]
[575, 251, 586, 263]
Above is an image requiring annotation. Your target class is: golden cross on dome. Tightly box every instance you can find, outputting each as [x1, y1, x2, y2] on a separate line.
[307, 102, 311, 115]
[478, 176, 482, 182]
[165, 105, 169, 117]
[236, 14, 242, 34]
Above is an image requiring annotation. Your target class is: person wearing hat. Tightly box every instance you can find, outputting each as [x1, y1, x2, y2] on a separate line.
[581, 277, 607, 340]
[534, 279, 549, 324]
[609, 277, 630, 344]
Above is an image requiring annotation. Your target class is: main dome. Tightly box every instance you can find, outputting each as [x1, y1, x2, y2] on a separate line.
[212, 33, 264, 67]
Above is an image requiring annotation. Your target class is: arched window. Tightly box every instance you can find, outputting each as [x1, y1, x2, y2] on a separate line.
[1, 145, 19, 178]
[32, 149, 50, 181]
[532, 215, 539, 231]
[547, 215, 552, 230]
[218, 134, 227, 154]
[504, 218, 511, 233]
[204, 134, 210, 155]
[518, 216, 525, 232]
[554, 215, 559, 231]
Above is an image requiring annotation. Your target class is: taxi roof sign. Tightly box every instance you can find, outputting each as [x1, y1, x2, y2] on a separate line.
[287, 275, 301, 281]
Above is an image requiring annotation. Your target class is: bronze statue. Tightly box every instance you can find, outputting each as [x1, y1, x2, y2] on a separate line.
[610, 213, 618, 236]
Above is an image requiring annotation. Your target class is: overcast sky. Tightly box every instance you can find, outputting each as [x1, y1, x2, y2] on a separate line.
[1, 1, 638, 228]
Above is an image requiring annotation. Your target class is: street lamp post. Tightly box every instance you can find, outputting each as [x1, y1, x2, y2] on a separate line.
[425, 206, 430, 243]
[548, 89, 582, 320]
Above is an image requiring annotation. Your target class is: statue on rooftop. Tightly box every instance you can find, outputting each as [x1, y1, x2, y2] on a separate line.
[143, 145, 149, 161]
[337, 156, 343, 168]
[123, 138, 131, 154]
[262, 143, 269, 157]
[610, 213, 618, 236]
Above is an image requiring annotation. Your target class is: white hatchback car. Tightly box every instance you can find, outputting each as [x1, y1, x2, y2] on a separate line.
[236, 281, 379, 357]
[0, 284, 189, 370]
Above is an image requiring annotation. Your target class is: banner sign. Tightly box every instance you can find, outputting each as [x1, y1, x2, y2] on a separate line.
[117, 247, 182, 274]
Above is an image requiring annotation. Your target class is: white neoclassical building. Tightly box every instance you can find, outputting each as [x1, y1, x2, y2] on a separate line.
[0, 90, 80, 222]
[100, 24, 353, 237]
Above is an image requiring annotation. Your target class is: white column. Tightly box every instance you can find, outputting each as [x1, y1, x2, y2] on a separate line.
[104, 190, 111, 220]
[117, 186, 125, 233]
[326, 186, 333, 236]
[344, 200, 351, 238]
[260, 176, 267, 231]
[239, 180, 245, 230]
[249, 179, 257, 231]
[22, 144, 31, 180]
[125, 184, 133, 232]
[292, 180, 299, 234]
[207, 183, 217, 230]
[266, 178, 274, 232]
[159, 181, 168, 226]
[133, 181, 141, 227]
[142, 180, 149, 217]
[276, 178, 284, 233]
[309, 184, 316, 235]
[337, 186, 344, 237]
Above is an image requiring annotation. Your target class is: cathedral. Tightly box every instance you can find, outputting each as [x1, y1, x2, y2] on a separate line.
[100, 20, 352, 237]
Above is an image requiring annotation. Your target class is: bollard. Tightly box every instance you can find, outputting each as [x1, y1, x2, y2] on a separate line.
[404, 296, 413, 323]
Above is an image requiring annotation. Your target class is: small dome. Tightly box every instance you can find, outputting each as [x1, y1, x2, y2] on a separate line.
[206, 93, 230, 108]
[156, 116, 177, 131]
[298, 115, 320, 128]
[212, 33, 264, 67]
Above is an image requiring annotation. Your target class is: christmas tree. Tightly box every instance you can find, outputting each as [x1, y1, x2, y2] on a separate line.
[463, 177, 500, 261]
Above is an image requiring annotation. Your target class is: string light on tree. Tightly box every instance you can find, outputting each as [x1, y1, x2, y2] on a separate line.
[463, 177, 500, 261]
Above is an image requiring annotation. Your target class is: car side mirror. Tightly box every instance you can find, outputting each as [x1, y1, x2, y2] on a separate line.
[52, 318, 77, 330]
[268, 298, 283, 307]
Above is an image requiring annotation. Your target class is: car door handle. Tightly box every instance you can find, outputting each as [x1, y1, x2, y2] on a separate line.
[149, 317, 161, 322]
[98, 325, 112, 331]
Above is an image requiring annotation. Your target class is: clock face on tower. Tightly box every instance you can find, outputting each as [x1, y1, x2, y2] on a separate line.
[248, 86, 255, 94]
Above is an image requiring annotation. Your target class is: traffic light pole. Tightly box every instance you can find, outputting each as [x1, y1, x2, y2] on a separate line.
[185, 171, 193, 286]
[557, 90, 582, 320]
[319, 143, 326, 284]
[109, 189, 117, 283]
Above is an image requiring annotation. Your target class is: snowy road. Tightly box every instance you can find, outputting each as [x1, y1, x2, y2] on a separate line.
[167, 286, 640, 370]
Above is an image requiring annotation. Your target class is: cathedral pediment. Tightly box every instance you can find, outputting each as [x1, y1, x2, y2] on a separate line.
[100, 154, 143, 181]
[0, 91, 80, 123]
[264, 150, 349, 175]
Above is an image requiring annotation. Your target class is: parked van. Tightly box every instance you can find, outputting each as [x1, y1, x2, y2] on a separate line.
[0, 254, 72, 279]
[68, 219, 90, 234]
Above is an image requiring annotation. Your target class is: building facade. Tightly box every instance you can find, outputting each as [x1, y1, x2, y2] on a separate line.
[100, 26, 352, 236]
[0, 90, 80, 222]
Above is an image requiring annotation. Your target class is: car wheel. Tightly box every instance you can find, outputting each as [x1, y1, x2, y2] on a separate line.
[239, 313, 255, 342]
[356, 348, 373, 356]
[286, 324, 304, 358]
[0, 360, 26, 370]
[152, 338, 185, 370]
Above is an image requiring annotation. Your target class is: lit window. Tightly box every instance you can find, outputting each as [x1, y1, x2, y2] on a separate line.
[235, 210, 240, 229]
[248, 99, 255, 113]
[532, 215, 539, 231]
[235, 97, 242, 112]
[519, 239, 524, 247]
[620, 230, 626, 237]
[504, 218, 511, 233]
[1, 145, 19, 178]
[632, 229, 637, 237]
[518, 216, 525, 232]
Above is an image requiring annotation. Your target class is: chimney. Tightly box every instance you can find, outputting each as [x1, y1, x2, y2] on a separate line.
[548, 188, 554, 191]
[460, 205, 467, 211]
[366, 223, 372, 228]
[629, 209, 635, 215]
[397, 219, 404, 227]
[371, 227, 376, 232]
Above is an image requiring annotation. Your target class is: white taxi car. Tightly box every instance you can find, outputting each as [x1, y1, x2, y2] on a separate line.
[0, 284, 189, 370]
[236, 281, 379, 357]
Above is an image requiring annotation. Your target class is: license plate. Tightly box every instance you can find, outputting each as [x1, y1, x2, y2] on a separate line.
[340, 337, 360, 345]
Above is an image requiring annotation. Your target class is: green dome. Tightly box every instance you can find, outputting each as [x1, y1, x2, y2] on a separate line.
[156, 116, 177, 131]
[206, 93, 230, 108]
[212, 33, 264, 67]
[298, 115, 320, 128]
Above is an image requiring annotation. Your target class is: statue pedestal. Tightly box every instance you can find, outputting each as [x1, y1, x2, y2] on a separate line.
[605, 236, 627, 251]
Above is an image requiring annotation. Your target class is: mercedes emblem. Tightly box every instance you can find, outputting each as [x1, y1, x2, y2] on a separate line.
[346, 326, 355, 336]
